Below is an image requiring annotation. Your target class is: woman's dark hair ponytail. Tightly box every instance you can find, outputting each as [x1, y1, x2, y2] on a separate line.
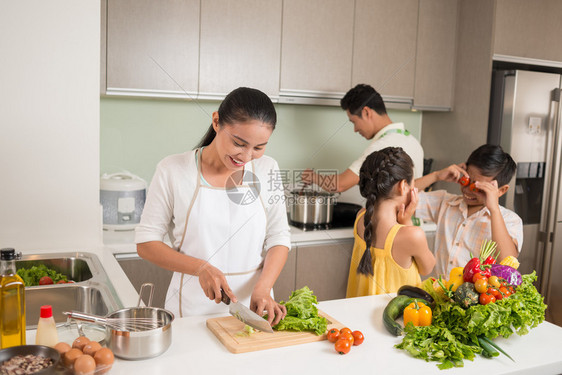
[196, 87, 277, 149]
[356, 147, 414, 276]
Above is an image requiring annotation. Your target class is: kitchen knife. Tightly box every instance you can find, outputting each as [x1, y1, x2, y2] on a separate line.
[221, 290, 274, 333]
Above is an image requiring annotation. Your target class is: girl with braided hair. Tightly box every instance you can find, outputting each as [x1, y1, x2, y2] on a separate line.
[346, 147, 435, 297]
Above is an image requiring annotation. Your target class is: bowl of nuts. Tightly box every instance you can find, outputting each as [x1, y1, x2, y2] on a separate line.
[0, 345, 60, 375]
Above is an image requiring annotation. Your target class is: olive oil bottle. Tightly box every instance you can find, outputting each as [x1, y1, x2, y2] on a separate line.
[0, 248, 26, 348]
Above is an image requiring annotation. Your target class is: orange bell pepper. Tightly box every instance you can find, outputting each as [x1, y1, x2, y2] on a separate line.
[403, 300, 432, 327]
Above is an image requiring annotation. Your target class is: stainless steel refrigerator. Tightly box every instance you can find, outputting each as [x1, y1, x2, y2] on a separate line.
[488, 69, 562, 325]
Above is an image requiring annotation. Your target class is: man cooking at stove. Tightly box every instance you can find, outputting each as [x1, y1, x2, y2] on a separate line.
[135, 87, 291, 325]
[301, 84, 424, 192]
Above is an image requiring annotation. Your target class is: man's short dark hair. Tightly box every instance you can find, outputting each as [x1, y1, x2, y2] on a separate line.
[466, 144, 517, 186]
[340, 84, 387, 117]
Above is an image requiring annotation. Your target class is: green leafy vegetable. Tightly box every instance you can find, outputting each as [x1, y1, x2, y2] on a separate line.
[16, 264, 68, 286]
[273, 286, 328, 335]
[397, 272, 546, 369]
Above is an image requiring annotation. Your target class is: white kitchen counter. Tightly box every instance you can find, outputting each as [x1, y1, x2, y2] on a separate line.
[43, 294, 560, 375]
[103, 222, 436, 253]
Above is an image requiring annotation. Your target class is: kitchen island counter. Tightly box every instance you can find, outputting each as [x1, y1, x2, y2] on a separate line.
[64, 294, 562, 374]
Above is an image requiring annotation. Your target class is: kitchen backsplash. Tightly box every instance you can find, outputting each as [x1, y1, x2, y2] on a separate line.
[100, 97, 422, 196]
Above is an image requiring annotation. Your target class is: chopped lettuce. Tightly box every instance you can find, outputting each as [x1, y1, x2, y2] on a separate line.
[16, 264, 68, 286]
[273, 286, 328, 335]
[397, 272, 547, 369]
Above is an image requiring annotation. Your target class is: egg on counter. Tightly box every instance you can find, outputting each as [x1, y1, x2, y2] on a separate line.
[72, 336, 91, 350]
[54, 341, 72, 355]
[63, 348, 83, 367]
[93, 347, 115, 374]
[82, 341, 102, 357]
[73, 354, 96, 375]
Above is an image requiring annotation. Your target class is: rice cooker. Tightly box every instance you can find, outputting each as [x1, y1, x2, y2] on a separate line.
[100, 172, 147, 231]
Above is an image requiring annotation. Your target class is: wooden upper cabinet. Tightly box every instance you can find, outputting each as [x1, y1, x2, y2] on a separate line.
[352, 0, 418, 101]
[199, 0, 282, 98]
[494, 0, 562, 63]
[106, 0, 200, 96]
[413, 0, 458, 110]
[280, 0, 355, 95]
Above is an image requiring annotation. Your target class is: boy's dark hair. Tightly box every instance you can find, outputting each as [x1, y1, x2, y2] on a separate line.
[340, 84, 387, 117]
[466, 144, 516, 186]
[357, 147, 414, 276]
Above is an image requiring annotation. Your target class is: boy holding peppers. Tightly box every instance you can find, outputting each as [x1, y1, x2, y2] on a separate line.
[412, 144, 522, 278]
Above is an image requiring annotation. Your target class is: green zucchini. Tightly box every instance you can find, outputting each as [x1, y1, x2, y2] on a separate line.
[383, 295, 426, 336]
[397, 285, 435, 309]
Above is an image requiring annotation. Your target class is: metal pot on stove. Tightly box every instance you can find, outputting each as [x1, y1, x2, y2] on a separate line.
[288, 187, 339, 226]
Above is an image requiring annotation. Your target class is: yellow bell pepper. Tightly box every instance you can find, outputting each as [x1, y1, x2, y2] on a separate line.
[446, 267, 465, 292]
[403, 300, 432, 327]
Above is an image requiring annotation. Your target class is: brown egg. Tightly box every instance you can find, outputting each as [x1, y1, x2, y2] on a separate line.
[93, 348, 114, 374]
[72, 336, 91, 350]
[73, 354, 96, 375]
[54, 342, 72, 355]
[82, 341, 102, 357]
[63, 348, 83, 367]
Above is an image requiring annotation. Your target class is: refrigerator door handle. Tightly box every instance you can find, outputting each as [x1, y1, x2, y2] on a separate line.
[537, 88, 562, 295]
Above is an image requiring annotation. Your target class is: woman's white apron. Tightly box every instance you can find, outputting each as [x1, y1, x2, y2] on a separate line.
[165, 150, 267, 317]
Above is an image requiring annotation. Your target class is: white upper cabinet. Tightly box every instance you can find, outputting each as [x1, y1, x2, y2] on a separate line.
[279, 0, 355, 96]
[199, 0, 282, 98]
[413, 0, 458, 110]
[352, 0, 419, 102]
[106, 0, 200, 97]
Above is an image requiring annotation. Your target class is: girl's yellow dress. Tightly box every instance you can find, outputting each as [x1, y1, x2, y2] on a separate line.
[346, 211, 421, 297]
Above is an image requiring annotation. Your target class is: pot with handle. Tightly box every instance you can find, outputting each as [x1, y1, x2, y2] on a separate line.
[65, 283, 174, 360]
[289, 187, 339, 225]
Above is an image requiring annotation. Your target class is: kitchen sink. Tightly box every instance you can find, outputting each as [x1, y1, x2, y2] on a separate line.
[16, 252, 123, 329]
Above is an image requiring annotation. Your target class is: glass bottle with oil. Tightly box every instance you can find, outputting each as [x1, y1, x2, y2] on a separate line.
[0, 248, 26, 348]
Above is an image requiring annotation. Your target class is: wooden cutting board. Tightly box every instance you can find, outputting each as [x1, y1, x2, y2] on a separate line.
[206, 310, 345, 353]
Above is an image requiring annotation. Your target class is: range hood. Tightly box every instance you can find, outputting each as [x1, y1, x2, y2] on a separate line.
[278, 89, 413, 110]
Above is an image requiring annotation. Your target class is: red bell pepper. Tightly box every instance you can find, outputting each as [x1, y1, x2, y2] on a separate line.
[462, 239, 497, 282]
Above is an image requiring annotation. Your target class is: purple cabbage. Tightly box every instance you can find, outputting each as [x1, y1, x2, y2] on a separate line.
[490, 264, 522, 286]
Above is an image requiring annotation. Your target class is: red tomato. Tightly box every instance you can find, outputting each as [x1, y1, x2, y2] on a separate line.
[339, 327, 352, 336]
[39, 276, 54, 285]
[469, 182, 480, 192]
[351, 331, 364, 346]
[56, 280, 67, 284]
[327, 329, 340, 343]
[458, 175, 470, 186]
[479, 293, 496, 305]
[500, 286, 511, 297]
[472, 273, 488, 283]
[339, 332, 354, 345]
[335, 339, 351, 354]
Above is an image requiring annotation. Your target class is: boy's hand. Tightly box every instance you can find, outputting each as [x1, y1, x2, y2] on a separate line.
[474, 180, 501, 213]
[398, 187, 418, 225]
[435, 163, 468, 183]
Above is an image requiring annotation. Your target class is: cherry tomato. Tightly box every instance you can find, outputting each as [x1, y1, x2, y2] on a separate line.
[56, 280, 67, 284]
[339, 332, 354, 345]
[335, 339, 352, 354]
[458, 175, 470, 186]
[479, 293, 496, 305]
[469, 182, 480, 192]
[351, 330, 364, 346]
[500, 286, 511, 297]
[488, 276, 501, 288]
[487, 287, 501, 299]
[474, 278, 489, 294]
[472, 272, 488, 283]
[327, 328, 340, 343]
[39, 276, 54, 285]
[340, 327, 352, 336]
[508, 286, 516, 294]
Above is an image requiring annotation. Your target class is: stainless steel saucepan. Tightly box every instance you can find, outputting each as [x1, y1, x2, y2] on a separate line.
[65, 283, 174, 360]
[289, 187, 339, 226]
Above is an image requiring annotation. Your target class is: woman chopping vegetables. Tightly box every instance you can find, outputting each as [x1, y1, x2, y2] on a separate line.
[135, 87, 291, 326]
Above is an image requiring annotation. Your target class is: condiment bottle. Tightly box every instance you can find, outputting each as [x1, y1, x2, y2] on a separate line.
[36, 305, 58, 347]
[0, 248, 26, 348]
